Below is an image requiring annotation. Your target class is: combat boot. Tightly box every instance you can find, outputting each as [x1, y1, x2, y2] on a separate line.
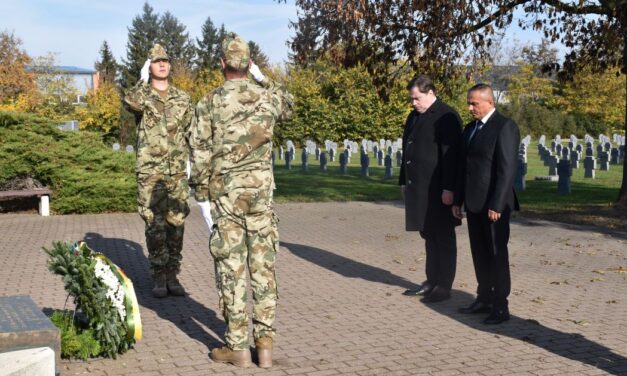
[209, 346, 252, 368]
[255, 337, 273, 368]
[166, 270, 186, 296]
[152, 272, 167, 298]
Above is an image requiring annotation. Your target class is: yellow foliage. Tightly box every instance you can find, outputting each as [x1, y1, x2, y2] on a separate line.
[75, 82, 121, 134]
[556, 67, 625, 129]
[507, 63, 556, 106]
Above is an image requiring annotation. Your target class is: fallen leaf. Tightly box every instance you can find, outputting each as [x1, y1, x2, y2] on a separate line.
[606, 300, 617, 304]
[592, 270, 606, 275]
[572, 319, 590, 326]
[385, 233, 399, 241]
[550, 280, 569, 285]
[393, 256, 403, 264]
[531, 297, 545, 304]
[607, 266, 626, 274]
[408, 266, 417, 271]
[590, 278, 604, 282]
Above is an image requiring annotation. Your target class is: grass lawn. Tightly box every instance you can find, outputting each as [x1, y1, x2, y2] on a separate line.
[273, 146, 626, 229]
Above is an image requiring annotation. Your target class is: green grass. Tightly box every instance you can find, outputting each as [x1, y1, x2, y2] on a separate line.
[518, 143, 622, 210]
[273, 149, 401, 202]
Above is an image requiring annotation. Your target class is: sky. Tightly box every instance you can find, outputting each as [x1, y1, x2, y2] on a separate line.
[0, 1, 563, 70]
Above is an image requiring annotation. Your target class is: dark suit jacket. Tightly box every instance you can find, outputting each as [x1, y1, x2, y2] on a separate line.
[399, 99, 462, 232]
[454, 110, 520, 214]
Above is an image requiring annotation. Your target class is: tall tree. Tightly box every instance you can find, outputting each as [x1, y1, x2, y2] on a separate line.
[0, 31, 35, 105]
[94, 40, 119, 85]
[248, 41, 270, 69]
[158, 11, 195, 69]
[195, 17, 222, 70]
[121, 2, 160, 88]
[281, 0, 627, 203]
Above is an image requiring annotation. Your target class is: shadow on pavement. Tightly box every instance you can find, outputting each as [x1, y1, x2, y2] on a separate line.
[281, 241, 420, 291]
[422, 290, 627, 375]
[83, 232, 225, 351]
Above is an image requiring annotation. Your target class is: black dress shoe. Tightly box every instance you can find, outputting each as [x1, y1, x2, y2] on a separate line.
[422, 286, 451, 303]
[458, 300, 492, 314]
[483, 309, 510, 324]
[403, 282, 434, 296]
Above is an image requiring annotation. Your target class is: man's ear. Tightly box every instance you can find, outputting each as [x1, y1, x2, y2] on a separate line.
[220, 58, 226, 70]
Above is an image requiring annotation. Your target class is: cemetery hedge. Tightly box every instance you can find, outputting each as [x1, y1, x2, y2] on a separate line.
[0, 111, 136, 214]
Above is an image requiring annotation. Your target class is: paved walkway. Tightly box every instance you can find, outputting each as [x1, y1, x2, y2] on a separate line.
[1, 201, 627, 375]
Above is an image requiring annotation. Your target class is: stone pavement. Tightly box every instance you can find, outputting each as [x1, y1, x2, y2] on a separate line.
[1, 201, 626, 376]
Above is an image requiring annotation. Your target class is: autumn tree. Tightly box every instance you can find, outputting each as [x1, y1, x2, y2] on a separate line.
[0, 31, 36, 110]
[94, 40, 119, 85]
[282, 0, 627, 203]
[75, 81, 121, 138]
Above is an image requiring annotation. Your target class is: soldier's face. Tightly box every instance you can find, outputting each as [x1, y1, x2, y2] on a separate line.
[150, 59, 170, 79]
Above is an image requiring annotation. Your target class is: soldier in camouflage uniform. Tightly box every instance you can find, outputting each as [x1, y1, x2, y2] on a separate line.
[189, 33, 292, 368]
[123, 44, 194, 298]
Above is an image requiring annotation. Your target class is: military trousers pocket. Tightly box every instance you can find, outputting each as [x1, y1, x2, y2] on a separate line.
[209, 218, 230, 261]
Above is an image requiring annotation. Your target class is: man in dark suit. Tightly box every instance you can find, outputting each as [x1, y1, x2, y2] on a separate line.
[452, 83, 520, 324]
[399, 75, 462, 303]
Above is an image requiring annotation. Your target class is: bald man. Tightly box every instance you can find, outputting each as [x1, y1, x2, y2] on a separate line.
[452, 83, 520, 325]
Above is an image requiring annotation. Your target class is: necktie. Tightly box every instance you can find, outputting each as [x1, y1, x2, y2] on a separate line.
[467, 120, 483, 145]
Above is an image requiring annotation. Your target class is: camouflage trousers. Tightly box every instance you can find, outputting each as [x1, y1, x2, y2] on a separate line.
[137, 173, 190, 276]
[210, 188, 279, 350]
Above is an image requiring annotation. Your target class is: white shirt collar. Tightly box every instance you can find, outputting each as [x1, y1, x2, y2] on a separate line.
[480, 108, 496, 125]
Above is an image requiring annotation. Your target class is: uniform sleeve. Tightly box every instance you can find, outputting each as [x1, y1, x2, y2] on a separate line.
[189, 96, 214, 202]
[259, 77, 293, 122]
[122, 81, 150, 113]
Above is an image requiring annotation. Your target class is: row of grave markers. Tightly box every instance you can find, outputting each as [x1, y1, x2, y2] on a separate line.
[515, 133, 625, 195]
[272, 139, 403, 179]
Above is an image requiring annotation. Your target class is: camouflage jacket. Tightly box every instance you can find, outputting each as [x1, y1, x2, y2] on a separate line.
[123, 82, 194, 176]
[190, 77, 293, 202]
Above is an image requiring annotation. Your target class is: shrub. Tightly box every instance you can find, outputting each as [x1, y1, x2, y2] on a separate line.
[0, 111, 136, 214]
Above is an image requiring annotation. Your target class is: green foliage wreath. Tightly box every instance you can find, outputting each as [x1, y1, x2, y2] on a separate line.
[45, 241, 139, 359]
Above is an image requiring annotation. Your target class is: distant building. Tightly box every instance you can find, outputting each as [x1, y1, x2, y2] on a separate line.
[26, 65, 100, 104]
[475, 65, 520, 104]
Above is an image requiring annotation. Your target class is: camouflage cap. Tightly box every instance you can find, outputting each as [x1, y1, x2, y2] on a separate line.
[148, 44, 169, 62]
[221, 32, 250, 70]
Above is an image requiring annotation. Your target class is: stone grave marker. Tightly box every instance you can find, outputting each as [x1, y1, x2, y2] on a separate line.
[377, 150, 384, 166]
[570, 149, 580, 169]
[599, 151, 609, 171]
[285, 150, 292, 170]
[514, 157, 527, 192]
[548, 155, 558, 176]
[319, 152, 328, 172]
[339, 153, 347, 174]
[557, 151, 572, 195]
[278, 145, 284, 160]
[396, 150, 403, 167]
[329, 148, 336, 162]
[384, 155, 393, 179]
[610, 148, 619, 164]
[301, 149, 308, 172]
[360, 152, 370, 177]
[584, 147, 596, 178]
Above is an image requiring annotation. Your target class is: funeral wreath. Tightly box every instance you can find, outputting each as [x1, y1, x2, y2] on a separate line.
[45, 241, 142, 359]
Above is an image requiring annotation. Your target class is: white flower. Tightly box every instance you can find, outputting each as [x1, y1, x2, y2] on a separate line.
[94, 259, 126, 320]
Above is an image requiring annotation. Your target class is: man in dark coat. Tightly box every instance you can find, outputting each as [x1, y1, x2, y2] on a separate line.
[399, 75, 462, 303]
[452, 83, 520, 324]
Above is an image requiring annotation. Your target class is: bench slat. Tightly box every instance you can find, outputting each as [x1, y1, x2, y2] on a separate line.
[0, 189, 52, 199]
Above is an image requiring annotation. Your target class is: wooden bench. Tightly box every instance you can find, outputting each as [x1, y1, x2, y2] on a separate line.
[0, 188, 52, 216]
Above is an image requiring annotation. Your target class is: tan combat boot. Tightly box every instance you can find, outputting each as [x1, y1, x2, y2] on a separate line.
[152, 272, 167, 298]
[209, 346, 252, 368]
[255, 337, 273, 368]
[166, 271, 186, 296]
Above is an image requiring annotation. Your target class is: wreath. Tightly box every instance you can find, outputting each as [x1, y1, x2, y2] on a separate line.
[45, 241, 142, 359]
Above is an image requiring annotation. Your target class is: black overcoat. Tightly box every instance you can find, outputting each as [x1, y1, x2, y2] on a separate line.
[399, 99, 463, 232]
